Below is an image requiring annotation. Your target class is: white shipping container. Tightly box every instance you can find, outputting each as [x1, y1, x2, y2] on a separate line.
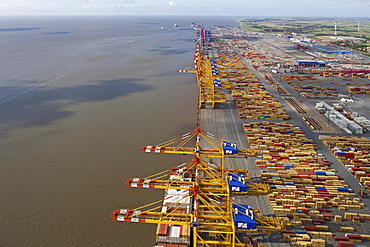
[286, 185, 297, 189]
[169, 225, 181, 238]
[275, 185, 286, 188]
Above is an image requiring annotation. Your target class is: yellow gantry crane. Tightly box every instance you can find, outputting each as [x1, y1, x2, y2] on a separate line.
[125, 157, 269, 197]
[178, 40, 230, 109]
[111, 129, 284, 246]
[141, 128, 255, 159]
[196, 53, 227, 109]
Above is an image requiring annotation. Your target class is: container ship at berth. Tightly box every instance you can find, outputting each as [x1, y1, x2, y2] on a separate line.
[113, 166, 194, 247]
[112, 21, 370, 247]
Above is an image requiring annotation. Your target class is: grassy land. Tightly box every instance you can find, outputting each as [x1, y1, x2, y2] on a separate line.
[238, 18, 370, 56]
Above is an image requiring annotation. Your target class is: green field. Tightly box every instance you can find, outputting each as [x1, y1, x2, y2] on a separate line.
[238, 18, 370, 55]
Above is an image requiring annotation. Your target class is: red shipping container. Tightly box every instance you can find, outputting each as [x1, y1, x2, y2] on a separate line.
[304, 225, 318, 231]
[159, 224, 168, 236]
[337, 241, 354, 247]
[346, 153, 355, 159]
[304, 172, 316, 175]
[312, 219, 324, 223]
[346, 234, 362, 240]
[334, 236, 349, 241]
[322, 213, 333, 218]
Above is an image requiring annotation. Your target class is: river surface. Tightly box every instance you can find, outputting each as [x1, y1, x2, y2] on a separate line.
[0, 15, 239, 246]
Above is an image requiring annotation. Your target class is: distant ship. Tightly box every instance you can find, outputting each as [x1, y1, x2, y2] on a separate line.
[174, 24, 179, 28]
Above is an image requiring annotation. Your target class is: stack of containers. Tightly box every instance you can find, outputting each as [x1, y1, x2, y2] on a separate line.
[295, 86, 340, 99]
[232, 41, 272, 66]
[217, 36, 370, 246]
[346, 86, 370, 94]
[244, 122, 370, 246]
[309, 68, 339, 74]
[233, 87, 290, 120]
[320, 136, 370, 186]
[281, 75, 345, 99]
[214, 43, 291, 121]
[154, 168, 192, 246]
[281, 75, 316, 82]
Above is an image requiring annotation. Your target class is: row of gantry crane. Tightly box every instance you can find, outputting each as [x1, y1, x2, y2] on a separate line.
[111, 25, 286, 246]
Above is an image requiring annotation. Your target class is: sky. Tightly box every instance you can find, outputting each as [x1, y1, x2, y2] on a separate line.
[0, 0, 369, 17]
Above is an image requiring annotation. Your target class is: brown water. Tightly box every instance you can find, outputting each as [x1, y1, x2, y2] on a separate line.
[0, 16, 239, 246]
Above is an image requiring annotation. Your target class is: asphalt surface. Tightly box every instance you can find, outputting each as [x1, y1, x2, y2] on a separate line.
[197, 33, 370, 246]
[200, 99, 289, 247]
[241, 43, 370, 209]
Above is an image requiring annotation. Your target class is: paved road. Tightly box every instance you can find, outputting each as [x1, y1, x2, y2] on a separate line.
[200, 97, 290, 247]
[248, 61, 370, 208]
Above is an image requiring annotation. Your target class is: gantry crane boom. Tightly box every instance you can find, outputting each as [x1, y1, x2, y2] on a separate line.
[127, 179, 269, 196]
[141, 128, 256, 158]
[126, 158, 270, 196]
[177, 66, 197, 74]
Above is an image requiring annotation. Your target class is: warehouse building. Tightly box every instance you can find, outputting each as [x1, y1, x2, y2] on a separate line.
[296, 60, 326, 67]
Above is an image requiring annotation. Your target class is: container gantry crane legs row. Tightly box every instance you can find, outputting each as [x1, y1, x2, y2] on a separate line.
[178, 35, 230, 109]
[111, 128, 285, 246]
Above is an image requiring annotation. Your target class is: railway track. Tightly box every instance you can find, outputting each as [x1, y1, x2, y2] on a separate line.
[272, 85, 290, 95]
[263, 74, 279, 84]
[283, 96, 310, 114]
[302, 116, 330, 132]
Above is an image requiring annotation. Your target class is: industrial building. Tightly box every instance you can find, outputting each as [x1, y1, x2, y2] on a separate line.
[312, 44, 353, 54]
[296, 60, 326, 67]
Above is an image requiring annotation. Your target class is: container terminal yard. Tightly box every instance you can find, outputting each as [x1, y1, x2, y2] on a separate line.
[111, 22, 370, 247]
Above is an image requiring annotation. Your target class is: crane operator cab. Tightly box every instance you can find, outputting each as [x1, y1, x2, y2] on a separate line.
[223, 141, 238, 155]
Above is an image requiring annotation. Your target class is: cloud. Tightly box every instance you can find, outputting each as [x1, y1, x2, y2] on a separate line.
[82, 5, 100, 8]
[111, 0, 137, 3]
[0, 3, 40, 9]
[342, 0, 370, 5]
